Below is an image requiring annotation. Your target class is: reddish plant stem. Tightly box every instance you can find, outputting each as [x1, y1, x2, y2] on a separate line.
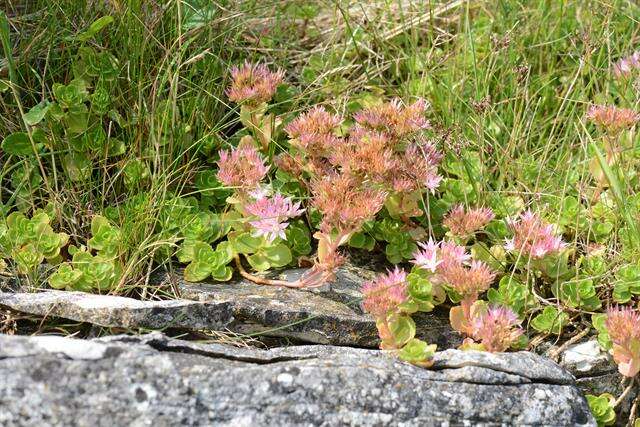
[234, 256, 304, 288]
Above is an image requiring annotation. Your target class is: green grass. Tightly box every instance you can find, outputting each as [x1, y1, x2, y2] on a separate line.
[2, 0, 259, 290]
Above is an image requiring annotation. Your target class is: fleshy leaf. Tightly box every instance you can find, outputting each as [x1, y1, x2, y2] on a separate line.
[398, 338, 437, 367]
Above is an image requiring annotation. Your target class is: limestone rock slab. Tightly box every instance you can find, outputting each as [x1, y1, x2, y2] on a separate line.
[0, 332, 595, 426]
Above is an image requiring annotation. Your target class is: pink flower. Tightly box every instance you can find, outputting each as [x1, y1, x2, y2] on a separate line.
[440, 260, 496, 299]
[248, 185, 271, 200]
[361, 267, 408, 317]
[505, 210, 565, 259]
[354, 98, 430, 140]
[586, 105, 640, 134]
[216, 143, 269, 191]
[439, 241, 472, 268]
[393, 143, 442, 193]
[424, 174, 443, 193]
[412, 238, 441, 272]
[330, 130, 396, 181]
[226, 62, 284, 106]
[443, 205, 494, 238]
[245, 194, 305, 242]
[471, 305, 523, 352]
[606, 306, 640, 377]
[311, 174, 386, 235]
[613, 51, 640, 78]
[286, 107, 343, 158]
[285, 106, 342, 141]
[413, 239, 494, 299]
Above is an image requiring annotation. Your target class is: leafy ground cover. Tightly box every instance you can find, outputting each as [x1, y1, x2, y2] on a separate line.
[3, 0, 640, 424]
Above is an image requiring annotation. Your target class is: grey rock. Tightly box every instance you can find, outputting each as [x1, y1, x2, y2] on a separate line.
[560, 340, 637, 425]
[0, 266, 458, 348]
[561, 340, 612, 375]
[0, 290, 233, 330]
[0, 332, 595, 426]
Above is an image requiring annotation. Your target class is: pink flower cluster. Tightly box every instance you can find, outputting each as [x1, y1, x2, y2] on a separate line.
[412, 238, 441, 272]
[280, 106, 345, 178]
[245, 194, 305, 242]
[443, 205, 495, 238]
[311, 173, 387, 235]
[285, 106, 342, 154]
[274, 96, 442, 288]
[412, 240, 495, 299]
[392, 143, 442, 193]
[282, 100, 443, 196]
[332, 130, 395, 181]
[441, 260, 496, 300]
[226, 62, 284, 106]
[216, 143, 269, 191]
[505, 210, 565, 259]
[606, 306, 640, 377]
[329, 131, 441, 194]
[354, 98, 430, 139]
[361, 267, 408, 317]
[613, 51, 640, 78]
[471, 306, 523, 352]
[586, 105, 640, 134]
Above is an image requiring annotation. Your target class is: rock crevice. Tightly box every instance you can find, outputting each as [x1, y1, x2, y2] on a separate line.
[0, 266, 458, 348]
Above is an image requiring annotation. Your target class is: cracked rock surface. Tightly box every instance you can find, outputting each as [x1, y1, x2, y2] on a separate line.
[0, 332, 594, 427]
[0, 266, 457, 348]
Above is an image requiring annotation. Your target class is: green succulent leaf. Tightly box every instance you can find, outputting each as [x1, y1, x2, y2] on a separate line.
[65, 103, 89, 134]
[184, 261, 213, 282]
[53, 79, 87, 108]
[262, 243, 292, 267]
[530, 306, 569, 335]
[91, 82, 111, 115]
[586, 394, 616, 426]
[215, 241, 234, 264]
[405, 271, 435, 312]
[536, 249, 573, 280]
[123, 158, 150, 189]
[63, 151, 92, 181]
[487, 275, 534, 317]
[579, 254, 607, 277]
[182, 211, 224, 243]
[191, 241, 215, 262]
[105, 138, 126, 157]
[229, 232, 263, 255]
[176, 239, 201, 263]
[49, 263, 83, 290]
[210, 265, 233, 281]
[388, 314, 416, 347]
[552, 278, 601, 311]
[246, 252, 271, 271]
[71, 251, 121, 291]
[613, 264, 640, 303]
[285, 221, 312, 256]
[349, 231, 375, 251]
[88, 215, 121, 256]
[36, 230, 69, 260]
[592, 314, 612, 351]
[13, 243, 43, 274]
[398, 338, 437, 366]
